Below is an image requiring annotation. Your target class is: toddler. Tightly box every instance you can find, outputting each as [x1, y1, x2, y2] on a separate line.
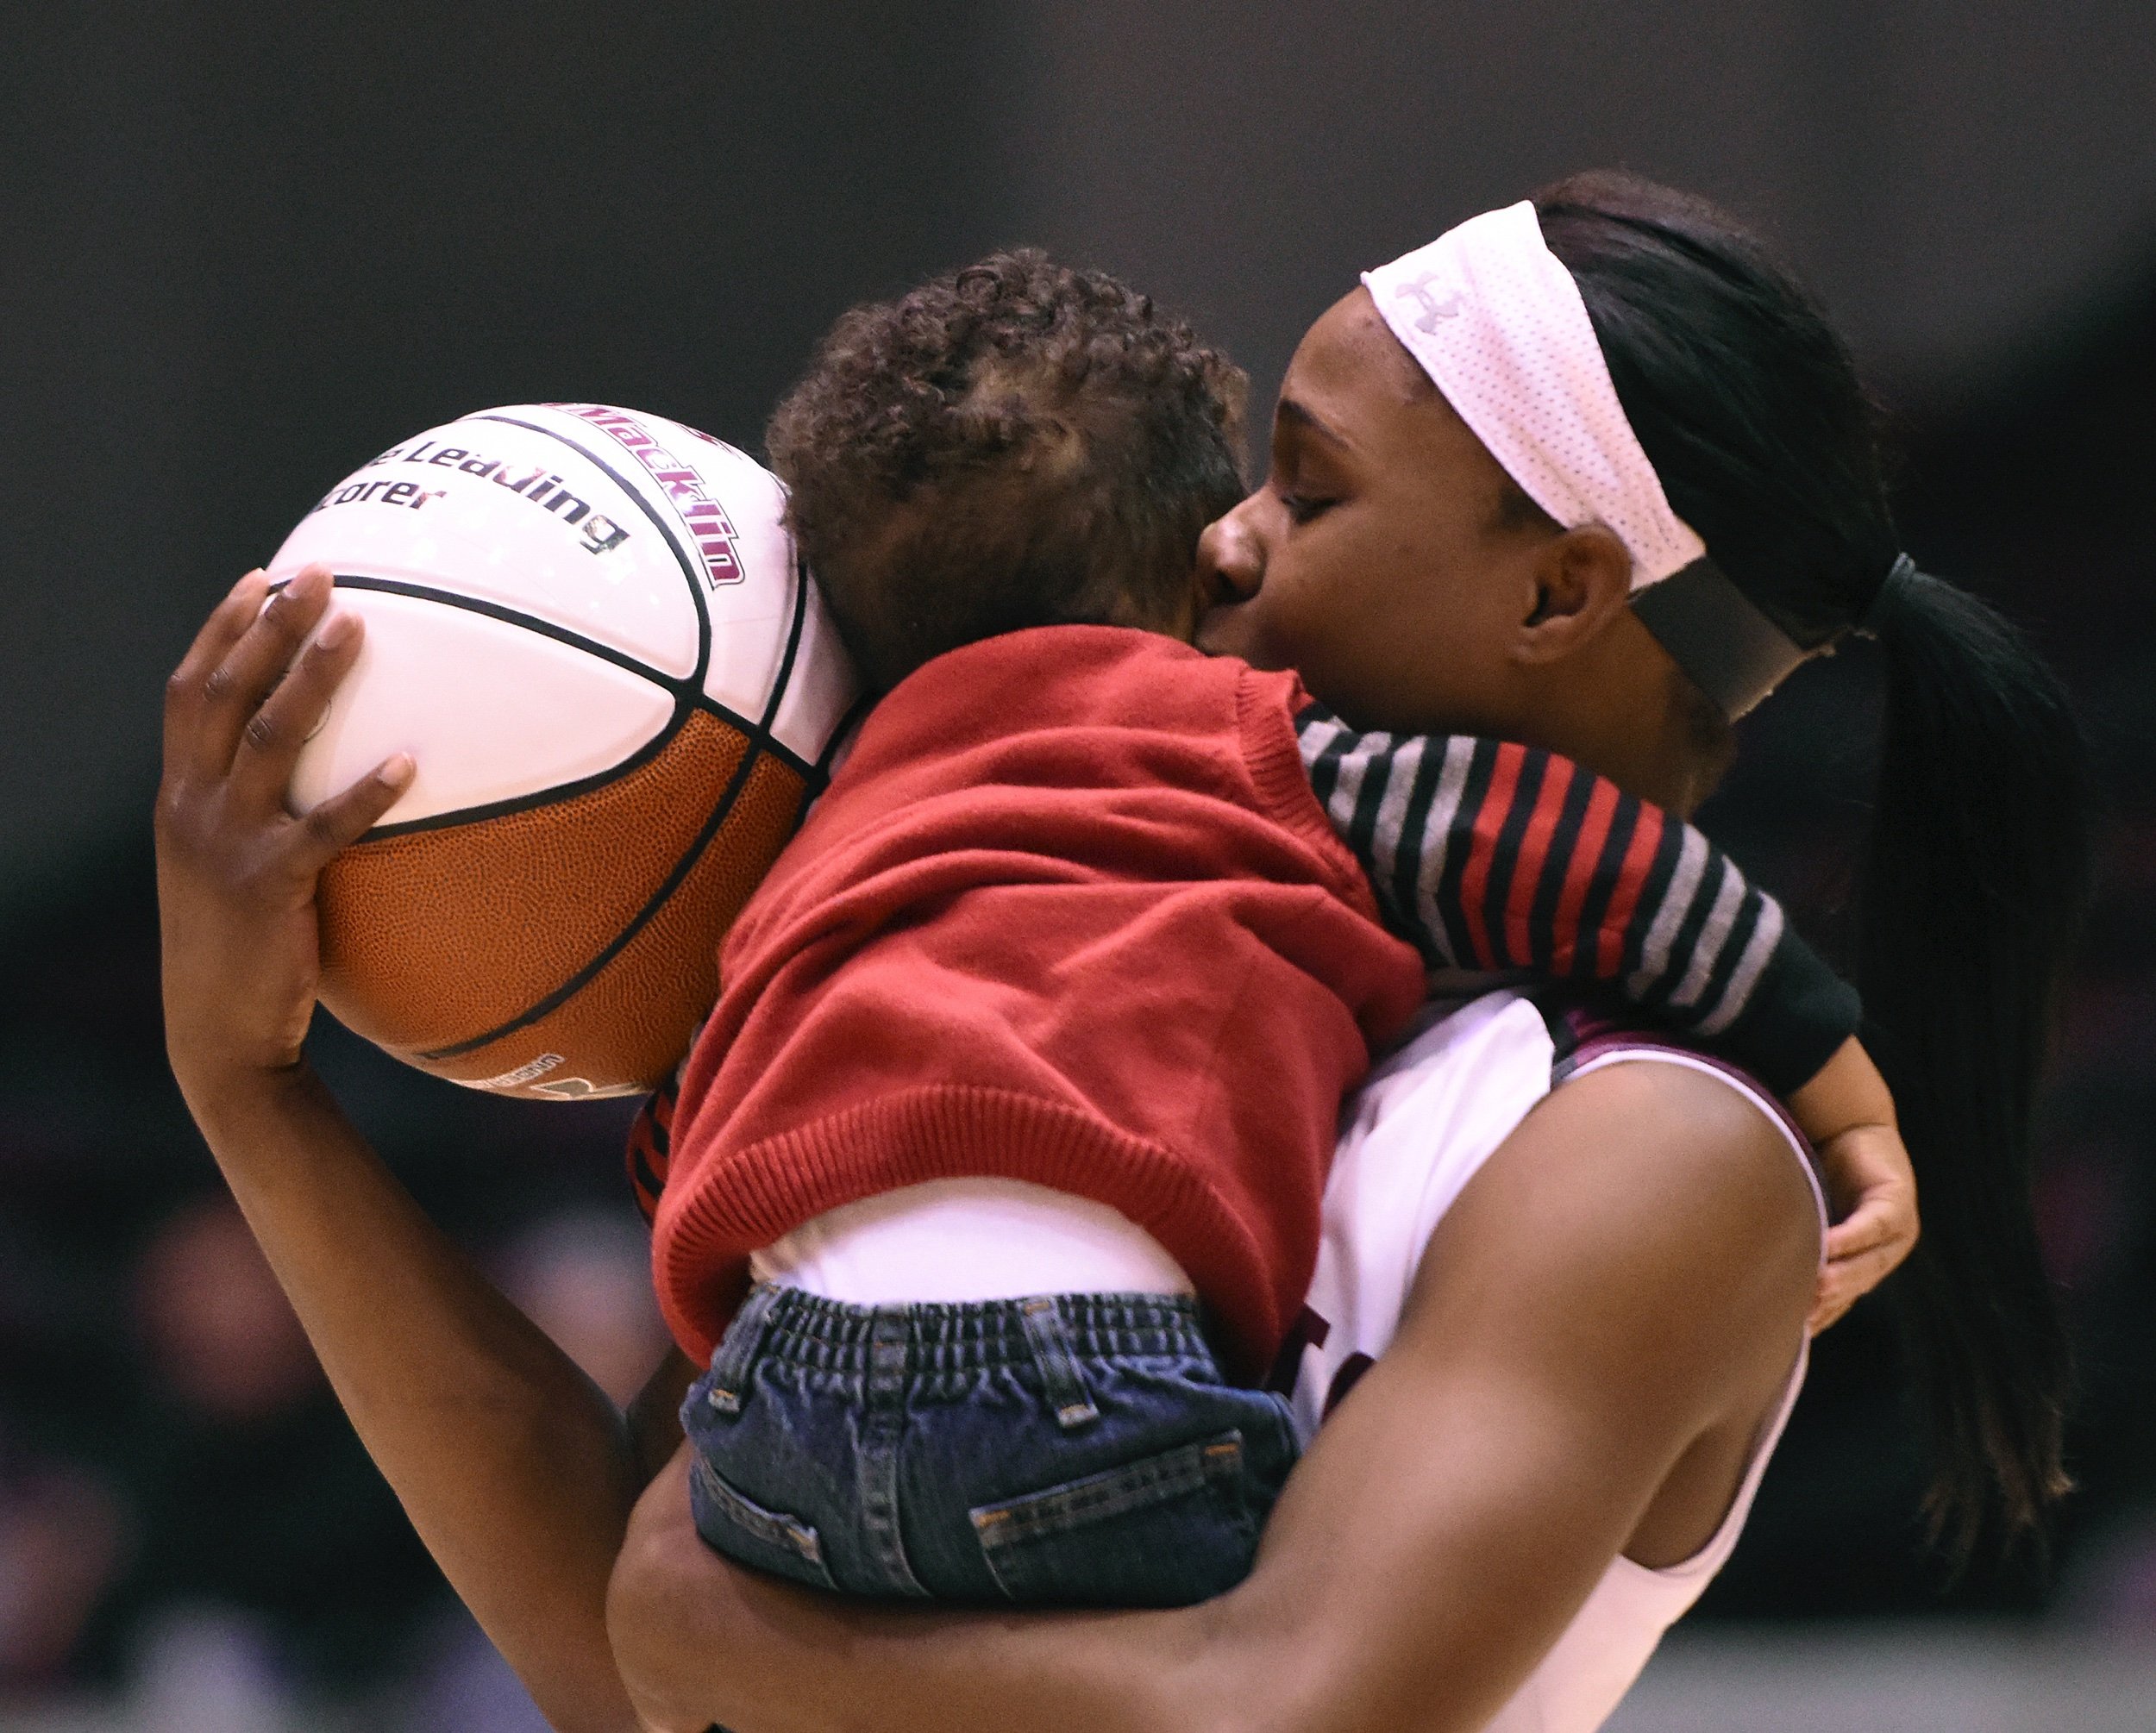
[633, 253, 1898, 1609]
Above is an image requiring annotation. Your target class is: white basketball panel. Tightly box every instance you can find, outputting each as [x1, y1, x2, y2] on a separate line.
[647, 420, 860, 761]
[527, 406, 846, 737]
[288, 590, 676, 827]
[695, 468, 798, 731]
[267, 413, 703, 680]
[767, 576, 860, 765]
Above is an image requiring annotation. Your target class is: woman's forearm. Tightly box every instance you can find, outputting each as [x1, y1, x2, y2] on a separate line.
[156, 571, 666, 1730]
[608, 1449, 1213, 1733]
[186, 1060, 648, 1733]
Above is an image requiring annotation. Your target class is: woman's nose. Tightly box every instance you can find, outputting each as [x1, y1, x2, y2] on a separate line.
[1198, 510, 1263, 607]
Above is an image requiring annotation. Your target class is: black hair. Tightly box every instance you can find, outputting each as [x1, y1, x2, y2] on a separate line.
[1534, 170, 2095, 1561]
[765, 249, 1248, 692]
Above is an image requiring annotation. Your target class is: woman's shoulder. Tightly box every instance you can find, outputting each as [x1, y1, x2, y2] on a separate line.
[1535, 1056, 1821, 1248]
[1386, 992, 1821, 1367]
[1533, 1000, 1827, 1288]
[1390, 1052, 1819, 1454]
[1358, 988, 1823, 1238]
[1478, 1007, 1825, 1297]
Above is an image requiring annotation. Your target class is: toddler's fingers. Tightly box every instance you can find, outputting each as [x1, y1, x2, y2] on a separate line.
[1824, 1201, 1893, 1261]
[1823, 1192, 1916, 1270]
[1808, 1268, 1859, 1335]
[1809, 1236, 1910, 1335]
[1832, 1236, 1905, 1294]
[1809, 1261, 1871, 1334]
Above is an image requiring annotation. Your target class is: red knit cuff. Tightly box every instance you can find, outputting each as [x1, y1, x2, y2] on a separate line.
[1234, 672, 1379, 914]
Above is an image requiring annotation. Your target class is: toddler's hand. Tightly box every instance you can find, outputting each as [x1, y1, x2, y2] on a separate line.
[1810, 1122, 1919, 1335]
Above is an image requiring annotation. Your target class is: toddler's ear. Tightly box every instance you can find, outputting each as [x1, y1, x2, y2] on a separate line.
[1106, 560, 1209, 642]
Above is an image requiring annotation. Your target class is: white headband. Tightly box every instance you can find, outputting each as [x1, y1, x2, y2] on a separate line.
[1363, 200, 1702, 587]
[1363, 202, 1808, 716]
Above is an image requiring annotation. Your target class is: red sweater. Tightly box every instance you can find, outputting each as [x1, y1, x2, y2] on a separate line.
[649, 627, 1426, 1376]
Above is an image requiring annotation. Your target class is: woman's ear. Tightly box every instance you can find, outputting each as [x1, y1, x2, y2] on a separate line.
[1512, 525, 1635, 665]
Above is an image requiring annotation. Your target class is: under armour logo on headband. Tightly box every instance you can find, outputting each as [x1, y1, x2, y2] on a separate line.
[1392, 271, 1463, 332]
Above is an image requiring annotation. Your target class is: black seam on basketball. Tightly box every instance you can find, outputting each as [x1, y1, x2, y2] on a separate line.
[473, 412, 713, 690]
[319, 574, 820, 834]
[349, 691, 809, 840]
[415, 730, 778, 1063]
[683, 695, 818, 781]
[351, 698, 693, 839]
[817, 691, 877, 780]
[783, 690, 871, 815]
[324, 574, 693, 694]
[760, 551, 809, 731]
[317, 572, 696, 839]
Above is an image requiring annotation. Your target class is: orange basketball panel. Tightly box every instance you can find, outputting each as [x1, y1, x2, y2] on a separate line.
[317, 710, 749, 1055]
[417, 751, 811, 1095]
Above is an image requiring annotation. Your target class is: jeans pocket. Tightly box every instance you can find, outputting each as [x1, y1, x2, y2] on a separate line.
[688, 1454, 838, 1593]
[969, 1429, 1259, 1607]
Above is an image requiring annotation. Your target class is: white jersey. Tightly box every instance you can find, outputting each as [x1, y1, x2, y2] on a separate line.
[1282, 990, 1822, 1733]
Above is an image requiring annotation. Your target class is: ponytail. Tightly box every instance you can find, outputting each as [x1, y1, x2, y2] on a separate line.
[1534, 168, 2097, 1561]
[1860, 566, 2094, 1561]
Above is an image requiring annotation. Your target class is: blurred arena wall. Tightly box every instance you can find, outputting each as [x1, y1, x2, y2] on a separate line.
[3, 1, 2153, 901]
[1012, 0, 2156, 408]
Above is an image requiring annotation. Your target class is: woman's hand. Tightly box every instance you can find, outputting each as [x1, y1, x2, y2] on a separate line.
[154, 566, 676, 1733]
[610, 1449, 734, 1733]
[155, 564, 412, 1098]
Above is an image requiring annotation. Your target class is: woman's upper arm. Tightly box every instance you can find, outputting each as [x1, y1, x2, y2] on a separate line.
[606, 1061, 1819, 1733]
[1198, 1060, 1821, 1731]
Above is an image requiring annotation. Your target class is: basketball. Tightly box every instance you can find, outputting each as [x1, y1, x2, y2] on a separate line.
[266, 403, 860, 1100]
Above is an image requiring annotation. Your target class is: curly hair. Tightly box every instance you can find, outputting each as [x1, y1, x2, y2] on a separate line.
[765, 250, 1249, 692]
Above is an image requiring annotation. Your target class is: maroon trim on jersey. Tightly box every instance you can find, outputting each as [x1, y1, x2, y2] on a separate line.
[1538, 992, 1809, 1151]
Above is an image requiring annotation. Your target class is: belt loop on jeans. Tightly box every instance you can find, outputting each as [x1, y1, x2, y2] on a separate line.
[1018, 1297, 1100, 1430]
[704, 1282, 782, 1416]
[867, 1304, 911, 1406]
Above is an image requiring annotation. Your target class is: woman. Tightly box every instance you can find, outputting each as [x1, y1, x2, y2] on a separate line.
[593, 173, 2090, 1733]
[155, 172, 2087, 1732]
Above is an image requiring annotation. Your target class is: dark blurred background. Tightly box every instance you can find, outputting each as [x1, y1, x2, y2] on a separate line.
[3, 3, 2152, 1727]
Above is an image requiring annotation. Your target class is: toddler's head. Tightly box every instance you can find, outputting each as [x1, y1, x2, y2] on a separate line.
[767, 250, 1247, 692]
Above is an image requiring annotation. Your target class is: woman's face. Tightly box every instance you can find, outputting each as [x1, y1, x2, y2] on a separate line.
[1197, 287, 1558, 738]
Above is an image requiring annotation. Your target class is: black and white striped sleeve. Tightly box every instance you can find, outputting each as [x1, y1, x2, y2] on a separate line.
[1294, 702, 1860, 1096]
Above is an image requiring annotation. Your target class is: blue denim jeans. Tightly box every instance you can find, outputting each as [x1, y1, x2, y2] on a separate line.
[680, 1285, 1298, 1606]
